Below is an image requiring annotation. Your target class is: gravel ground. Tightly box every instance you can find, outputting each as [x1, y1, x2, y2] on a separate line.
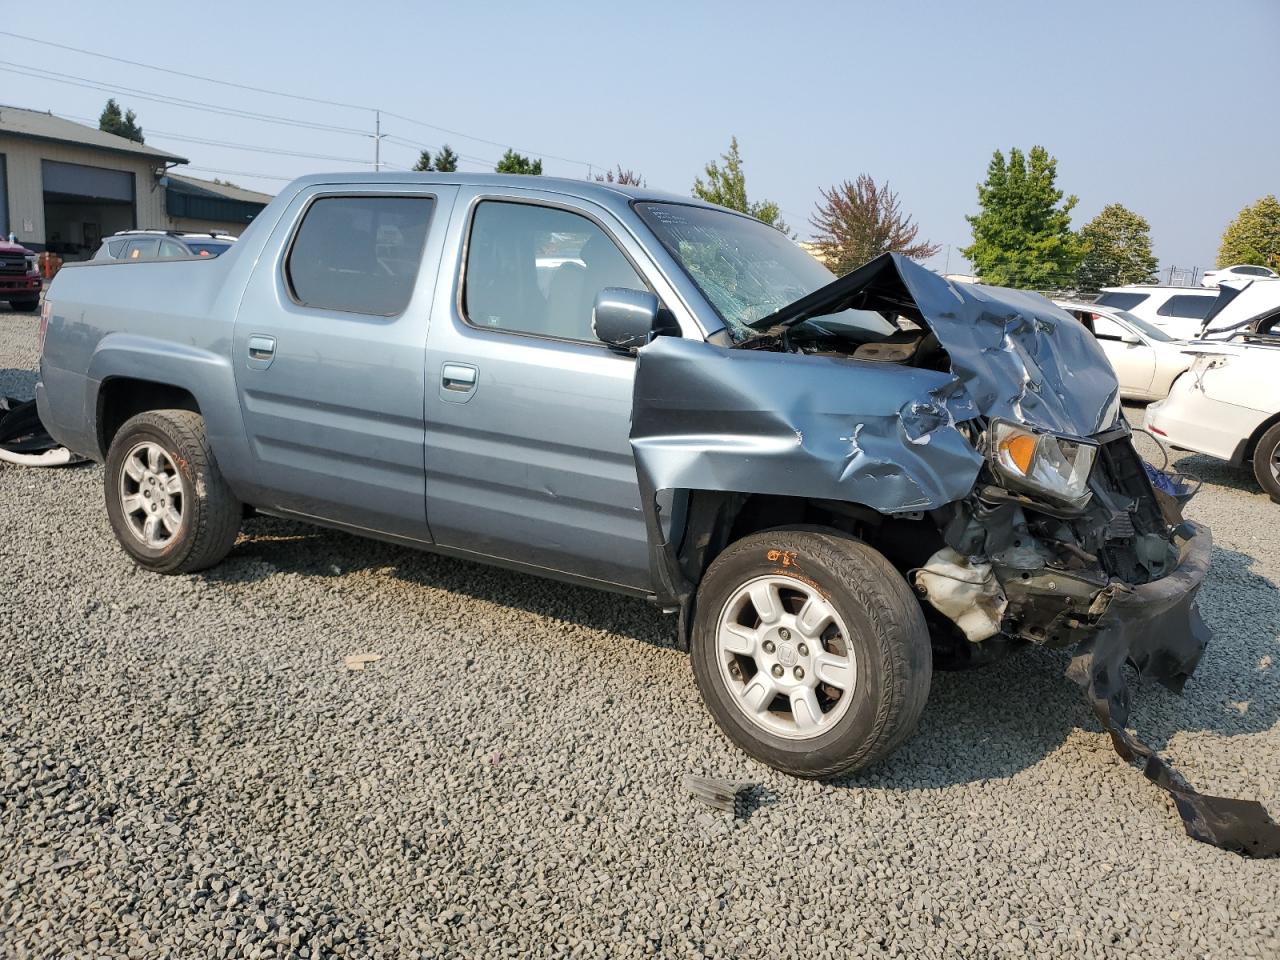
[2, 303, 1277, 959]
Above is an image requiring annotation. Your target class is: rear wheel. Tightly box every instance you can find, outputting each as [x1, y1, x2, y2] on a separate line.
[1252, 422, 1280, 503]
[691, 527, 932, 778]
[104, 409, 242, 573]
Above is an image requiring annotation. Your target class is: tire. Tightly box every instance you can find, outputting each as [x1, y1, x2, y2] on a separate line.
[8, 299, 39, 313]
[1252, 422, 1280, 504]
[691, 527, 932, 779]
[104, 409, 241, 573]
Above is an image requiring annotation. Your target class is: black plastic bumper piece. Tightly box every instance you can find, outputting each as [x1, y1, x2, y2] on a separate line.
[1068, 522, 1280, 857]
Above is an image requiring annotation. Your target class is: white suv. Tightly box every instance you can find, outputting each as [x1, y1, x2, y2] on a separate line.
[1094, 285, 1220, 338]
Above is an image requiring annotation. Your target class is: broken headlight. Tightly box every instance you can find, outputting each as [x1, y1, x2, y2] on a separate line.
[988, 419, 1097, 507]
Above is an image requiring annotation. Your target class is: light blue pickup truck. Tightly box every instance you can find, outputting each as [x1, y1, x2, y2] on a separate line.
[35, 173, 1212, 790]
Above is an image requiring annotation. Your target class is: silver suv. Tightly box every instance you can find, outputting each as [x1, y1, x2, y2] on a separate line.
[92, 230, 235, 261]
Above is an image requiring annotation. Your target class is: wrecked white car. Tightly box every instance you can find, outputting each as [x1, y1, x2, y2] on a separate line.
[35, 176, 1278, 855]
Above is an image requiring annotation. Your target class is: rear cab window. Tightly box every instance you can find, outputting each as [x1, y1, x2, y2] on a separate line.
[285, 195, 435, 316]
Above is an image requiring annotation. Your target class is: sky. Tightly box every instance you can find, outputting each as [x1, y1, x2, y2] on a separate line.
[2, 0, 1277, 276]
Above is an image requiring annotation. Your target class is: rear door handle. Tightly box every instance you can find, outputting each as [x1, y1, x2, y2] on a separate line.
[247, 335, 276, 369]
[440, 362, 478, 402]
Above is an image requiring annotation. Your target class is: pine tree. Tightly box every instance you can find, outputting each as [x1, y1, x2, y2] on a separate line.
[961, 146, 1082, 289]
[495, 149, 542, 175]
[99, 99, 144, 143]
[434, 145, 459, 173]
[412, 150, 434, 172]
[692, 137, 788, 233]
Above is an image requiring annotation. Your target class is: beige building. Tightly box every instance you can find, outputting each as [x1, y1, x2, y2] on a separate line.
[1, 105, 272, 259]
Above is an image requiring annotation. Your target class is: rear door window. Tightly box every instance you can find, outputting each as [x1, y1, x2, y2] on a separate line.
[125, 238, 160, 259]
[1095, 291, 1149, 311]
[159, 239, 186, 258]
[105, 239, 128, 258]
[286, 195, 435, 316]
[1156, 294, 1216, 320]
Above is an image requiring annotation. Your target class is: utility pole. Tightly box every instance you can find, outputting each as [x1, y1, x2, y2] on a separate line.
[374, 110, 382, 172]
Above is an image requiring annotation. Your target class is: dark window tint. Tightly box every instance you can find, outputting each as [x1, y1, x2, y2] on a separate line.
[463, 201, 645, 341]
[287, 195, 434, 316]
[1156, 294, 1216, 320]
[187, 241, 231, 258]
[125, 238, 160, 259]
[1236, 265, 1272, 277]
[1095, 291, 1149, 311]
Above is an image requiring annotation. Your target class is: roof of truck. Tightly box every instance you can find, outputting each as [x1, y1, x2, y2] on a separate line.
[279, 171, 727, 211]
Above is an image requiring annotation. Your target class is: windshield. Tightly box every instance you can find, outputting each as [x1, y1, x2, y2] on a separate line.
[635, 201, 889, 341]
[1114, 309, 1177, 342]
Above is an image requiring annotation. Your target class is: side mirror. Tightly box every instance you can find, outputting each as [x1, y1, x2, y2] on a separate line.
[593, 287, 660, 352]
[1120, 331, 1143, 346]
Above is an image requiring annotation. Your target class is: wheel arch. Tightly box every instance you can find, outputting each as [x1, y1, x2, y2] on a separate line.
[667, 490, 943, 649]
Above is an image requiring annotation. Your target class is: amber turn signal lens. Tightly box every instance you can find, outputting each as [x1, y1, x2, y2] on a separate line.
[998, 433, 1038, 475]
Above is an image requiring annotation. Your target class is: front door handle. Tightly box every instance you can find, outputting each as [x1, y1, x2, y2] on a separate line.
[247, 335, 276, 369]
[440, 362, 478, 402]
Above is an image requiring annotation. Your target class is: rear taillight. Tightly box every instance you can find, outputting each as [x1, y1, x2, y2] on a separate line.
[37, 299, 51, 355]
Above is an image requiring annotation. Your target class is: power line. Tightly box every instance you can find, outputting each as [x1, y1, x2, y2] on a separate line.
[0, 33, 604, 170]
[54, 112, 372, 165]
[0, 61, 369, 136]
[181, 165, 297, 183]
[0, 30, 375, 113]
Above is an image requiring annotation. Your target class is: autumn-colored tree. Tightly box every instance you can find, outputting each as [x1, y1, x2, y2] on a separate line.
[594, 165, 644, 186]
[809, 175, 939, 275]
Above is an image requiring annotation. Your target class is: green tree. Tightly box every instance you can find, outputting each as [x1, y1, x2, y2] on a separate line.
[412, 150, 434, 172]
[1076, 203, 1159, 290]
[961, 146, 1082, 289]
[1218, 195, 1280, 270]
[809, 174, 939, 275]
[434, 145, 459, 173]
[692, 136, 788, 233]
[98, 98, 144, 143]
[495, 149, 542, 175]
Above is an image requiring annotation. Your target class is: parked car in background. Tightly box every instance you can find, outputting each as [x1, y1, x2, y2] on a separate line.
[1054, 300, 1197, 401]
[1148, 339, 1280, 501]
[91, 230, 235, 261]
[1201, 264, 1278, 287]
[1095, 285, 1220, 338]
[0, 238, 43, 311]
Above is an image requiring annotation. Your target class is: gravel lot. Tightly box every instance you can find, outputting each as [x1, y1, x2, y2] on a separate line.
[2, 303, 1277, 959]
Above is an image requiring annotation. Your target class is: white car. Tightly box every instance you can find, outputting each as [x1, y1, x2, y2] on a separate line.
[1054, 301, 1197, 401]
[1094, 285, 1220, 339]
[1147, 336, 1280, 502]
[1201, 264, 1278, 287]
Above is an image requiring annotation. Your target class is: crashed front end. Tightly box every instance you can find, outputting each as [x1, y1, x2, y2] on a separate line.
[631, 253, 1279, 856]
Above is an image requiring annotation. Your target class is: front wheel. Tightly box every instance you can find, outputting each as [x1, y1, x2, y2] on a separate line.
[8, 299, 39, 313]
[691, 528, 932, 779]
[1252, 422, 1280, 504]
[104, 409, 242, 573]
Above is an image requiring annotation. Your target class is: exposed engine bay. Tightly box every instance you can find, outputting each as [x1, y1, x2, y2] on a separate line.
[631, 252, 1280, 856]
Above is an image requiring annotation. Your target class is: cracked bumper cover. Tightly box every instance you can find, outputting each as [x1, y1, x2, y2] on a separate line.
[1068, 521, 1280, 857]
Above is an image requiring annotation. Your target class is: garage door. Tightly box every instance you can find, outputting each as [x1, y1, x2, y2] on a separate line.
[42, 160, 135, 202]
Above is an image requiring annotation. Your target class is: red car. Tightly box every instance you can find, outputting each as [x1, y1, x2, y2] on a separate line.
[0, 239, 42, 312]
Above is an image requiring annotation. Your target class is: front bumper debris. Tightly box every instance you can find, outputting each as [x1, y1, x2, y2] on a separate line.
[1068, 522, 1280, 857]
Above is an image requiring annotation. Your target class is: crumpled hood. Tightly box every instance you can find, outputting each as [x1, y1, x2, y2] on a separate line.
[748, 252, 1122, 437]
